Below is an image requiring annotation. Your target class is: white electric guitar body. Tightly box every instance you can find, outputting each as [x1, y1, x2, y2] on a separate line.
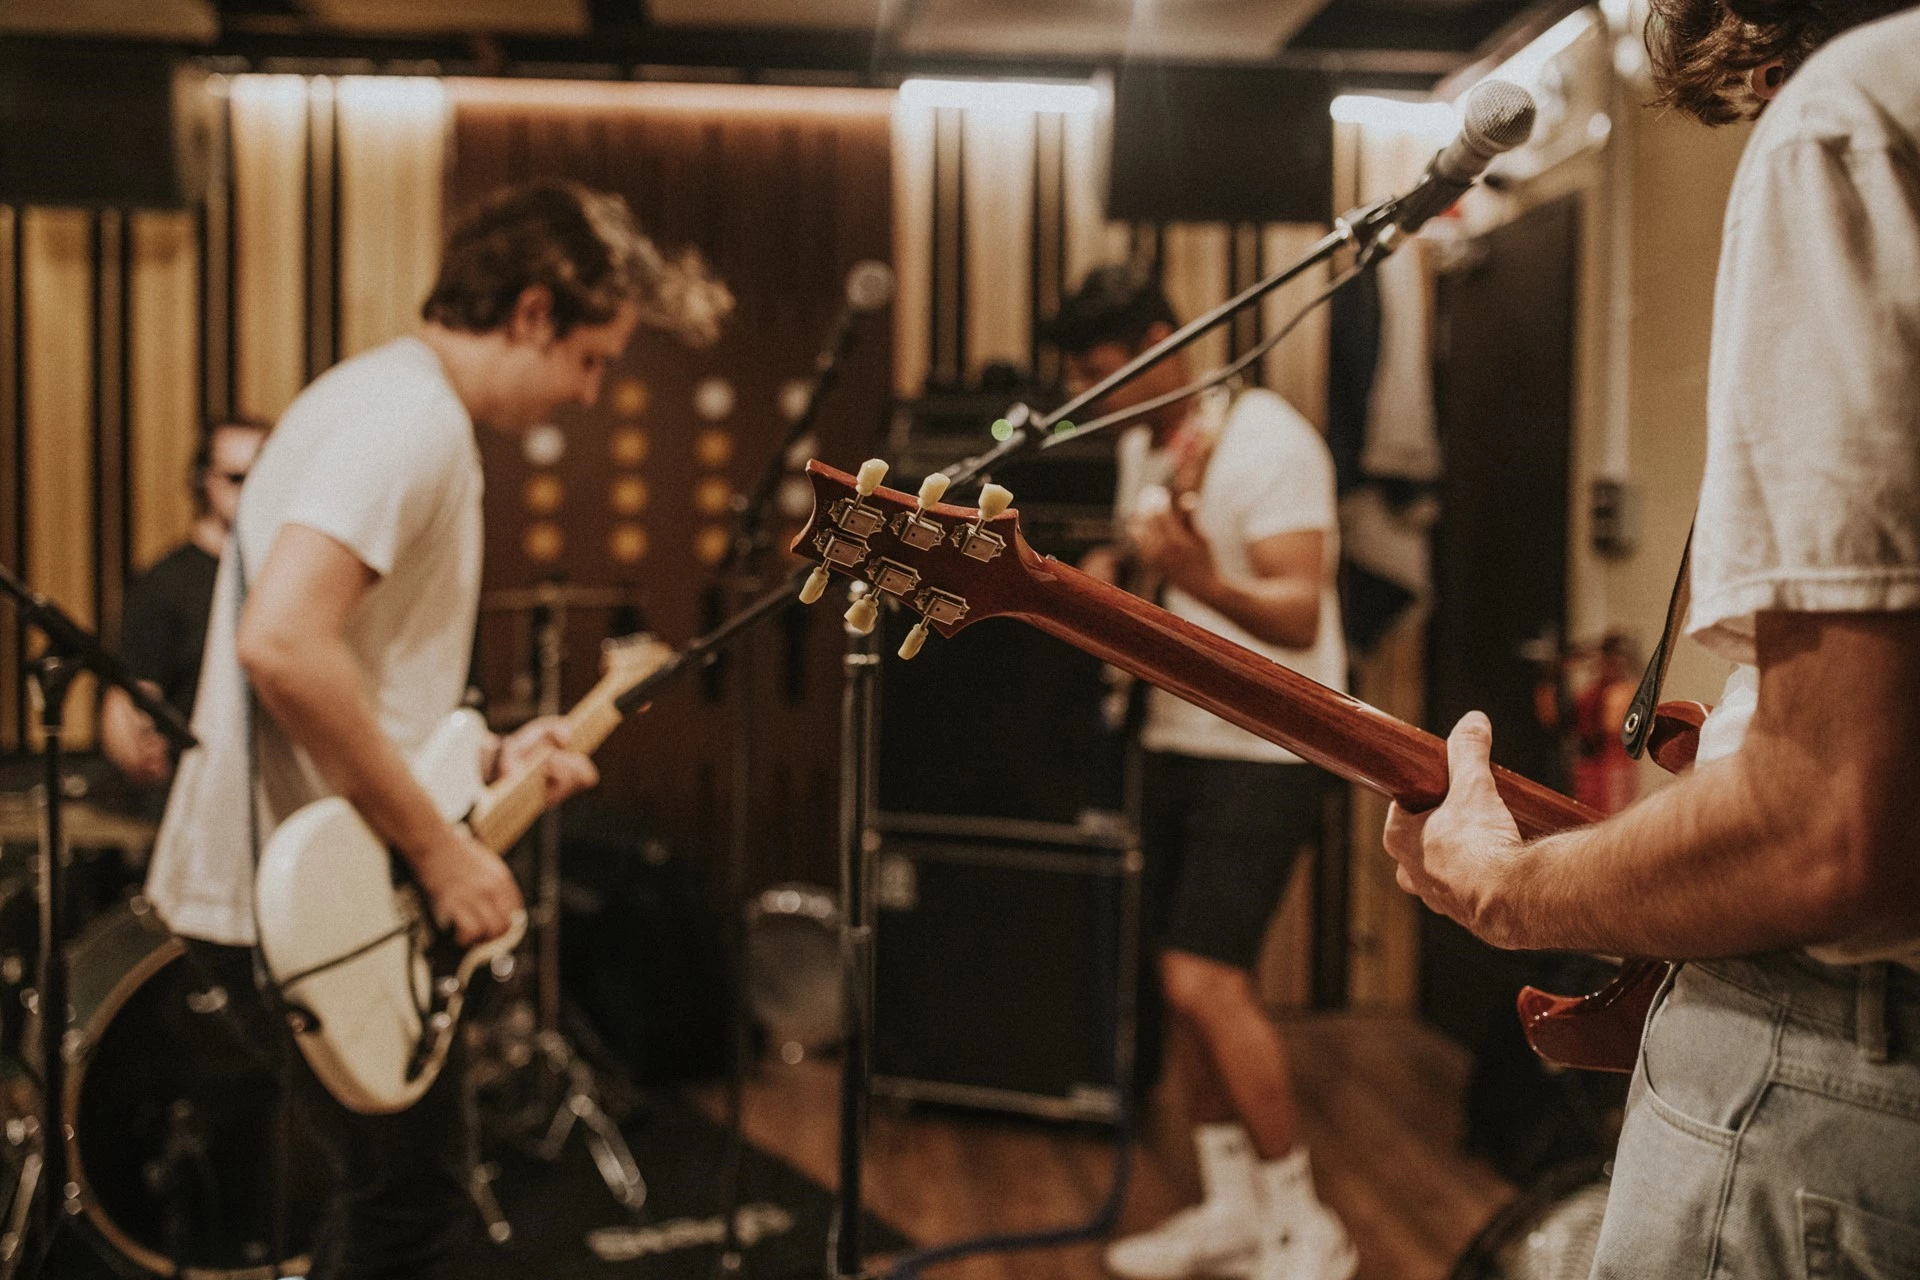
[255, 634, 674, 1114]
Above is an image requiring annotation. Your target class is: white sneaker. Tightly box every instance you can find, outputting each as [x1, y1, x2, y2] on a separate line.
[1252, 1149, 1358, 1280]
[1106, 1124, 1262, 1280]
[1106, 1202, 1260, 1280]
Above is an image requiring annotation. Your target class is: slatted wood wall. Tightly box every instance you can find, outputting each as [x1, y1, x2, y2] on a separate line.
[0, 73, 1426, 1011]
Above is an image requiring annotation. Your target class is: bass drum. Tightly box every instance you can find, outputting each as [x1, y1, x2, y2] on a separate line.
[60, 898, 330, 1277]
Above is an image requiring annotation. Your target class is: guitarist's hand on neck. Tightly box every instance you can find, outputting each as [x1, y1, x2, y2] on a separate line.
[490, 715, 599, 805]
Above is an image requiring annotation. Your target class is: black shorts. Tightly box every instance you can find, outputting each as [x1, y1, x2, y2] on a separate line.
[1138, 752, 1333, 972]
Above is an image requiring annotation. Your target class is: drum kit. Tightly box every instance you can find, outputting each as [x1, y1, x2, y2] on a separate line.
[0, 584, 654, 1279]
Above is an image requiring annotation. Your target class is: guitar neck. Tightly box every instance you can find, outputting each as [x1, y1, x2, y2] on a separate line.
[465, 674, 631, 854]
[1013, 556, 1598, 839]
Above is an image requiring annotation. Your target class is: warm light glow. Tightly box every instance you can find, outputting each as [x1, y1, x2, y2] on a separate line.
[897, 79, 1101, 115]
[1488, 8, 1599, 90]
[1329, 94, 1459, 137]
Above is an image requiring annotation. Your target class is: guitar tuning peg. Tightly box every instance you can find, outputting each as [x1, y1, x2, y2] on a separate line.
[855, 458, 889, 498]
[917, 473, 951, 509]
[844, 594, 878, 635]
[799, 565, 831, 606]
[977, 484, 1013, 521]
[898, 618, 931, 660]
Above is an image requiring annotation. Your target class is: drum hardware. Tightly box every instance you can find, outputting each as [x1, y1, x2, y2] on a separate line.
[0, 563, 198, 1278]
[744, 884, 842, 1066]
[467, 586, 648, 1233]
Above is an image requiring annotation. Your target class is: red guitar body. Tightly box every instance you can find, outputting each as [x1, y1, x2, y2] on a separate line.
[794, 462, 1706, 1074]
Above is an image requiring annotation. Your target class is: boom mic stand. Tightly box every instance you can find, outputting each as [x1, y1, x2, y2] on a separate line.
[0, 564, 196, 1279]
[612, 80, 1534, 1273]
[709, 262, 895, 1280]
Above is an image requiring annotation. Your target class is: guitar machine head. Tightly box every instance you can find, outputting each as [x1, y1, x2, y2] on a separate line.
[789, 459, 1035, 662]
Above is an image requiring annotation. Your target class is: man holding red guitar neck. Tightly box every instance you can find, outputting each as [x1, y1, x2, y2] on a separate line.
[1049, 268, 1357, 1280]
[147, 182, 728, 1278]
[1386, 1, 1920, 1272]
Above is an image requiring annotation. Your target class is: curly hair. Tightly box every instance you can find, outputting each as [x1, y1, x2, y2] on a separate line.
[423, 180, 733, 348]
[1647, 0, 1916, 124]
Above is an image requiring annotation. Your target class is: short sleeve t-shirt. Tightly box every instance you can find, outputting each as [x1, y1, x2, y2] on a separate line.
[147, 336, 485, 946]
[1116, 388, 1347, 764]
[1685, 9, 1920, 965]
[121, 542, 220, 720]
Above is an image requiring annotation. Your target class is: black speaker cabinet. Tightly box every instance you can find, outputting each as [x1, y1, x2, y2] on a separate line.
[871, 817, 1137, 1122]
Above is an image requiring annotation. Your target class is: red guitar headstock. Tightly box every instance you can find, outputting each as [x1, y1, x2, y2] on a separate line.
[789, 459, 1041, 659]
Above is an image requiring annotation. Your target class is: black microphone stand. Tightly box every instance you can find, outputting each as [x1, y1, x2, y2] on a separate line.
[614, 192, 1414, 1280]
[707, 287, 885, 1280]
[0, 564, 196, 1279]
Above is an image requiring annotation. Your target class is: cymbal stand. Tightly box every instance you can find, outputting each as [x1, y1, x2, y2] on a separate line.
[0, 565, 196, 1279]
[524, 598, 645, 1211]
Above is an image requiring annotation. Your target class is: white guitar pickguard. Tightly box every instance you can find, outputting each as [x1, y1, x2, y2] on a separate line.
[255, 709, 524, 1114]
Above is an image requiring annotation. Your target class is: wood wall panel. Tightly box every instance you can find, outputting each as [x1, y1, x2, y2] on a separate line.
[445, 81, 895, 892]
[0, 209, 18, 750]
[960, 110, 1034, 382]
[1062, 109, 1131, 296]
[129, 212, 202, 573]
[22, 208, 97, 745]
[1261, 223, 1333, 432]
[231, 75, 310, 422]
[338, 77, 446, 358]
[1159, 223, 1232, 373]
[891, 100, 935, 397]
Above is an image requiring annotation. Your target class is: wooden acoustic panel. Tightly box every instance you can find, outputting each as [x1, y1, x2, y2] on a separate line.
[446, 82, 894, 891]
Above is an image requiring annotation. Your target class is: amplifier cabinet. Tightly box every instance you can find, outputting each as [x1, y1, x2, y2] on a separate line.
[870, 816, 1139, 1123]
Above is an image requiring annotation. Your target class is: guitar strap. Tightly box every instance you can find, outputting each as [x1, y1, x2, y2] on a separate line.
[232, 538, 284, 996]
[1620, 522, 1693, 759]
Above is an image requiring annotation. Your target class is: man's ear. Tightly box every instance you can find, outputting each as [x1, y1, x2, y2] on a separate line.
[1750, 58, 1787, 102]
[1143, 321, 1175, 347]
[507, 285, 556, 344]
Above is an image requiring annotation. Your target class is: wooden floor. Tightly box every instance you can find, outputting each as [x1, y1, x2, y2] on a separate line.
[692, 1013, 1513, 1280]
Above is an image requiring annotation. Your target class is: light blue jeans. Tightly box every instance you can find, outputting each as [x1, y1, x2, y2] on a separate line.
[1589, 953, 1920, 1278]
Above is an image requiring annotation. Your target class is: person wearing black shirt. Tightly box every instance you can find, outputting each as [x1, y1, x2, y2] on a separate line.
[99, 419, 268, 798]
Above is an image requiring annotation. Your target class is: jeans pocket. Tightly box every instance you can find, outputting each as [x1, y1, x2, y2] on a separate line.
[1639, 964, 1777, 1137]
[1800, 1192, 1920, 1279]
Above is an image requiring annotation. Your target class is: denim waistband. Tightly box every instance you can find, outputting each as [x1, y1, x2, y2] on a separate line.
[1688, 952, 1920, 1063]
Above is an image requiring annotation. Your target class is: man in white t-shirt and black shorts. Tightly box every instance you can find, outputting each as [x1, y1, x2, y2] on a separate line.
[146, 181, 729, 1278]
[1046, 267, 1356, 1280]
[1384, 2, 1920, 1272]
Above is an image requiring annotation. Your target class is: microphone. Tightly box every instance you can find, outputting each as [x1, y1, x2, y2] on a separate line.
[1380, 80, 1536, 238]
[816, 259, 895, 374]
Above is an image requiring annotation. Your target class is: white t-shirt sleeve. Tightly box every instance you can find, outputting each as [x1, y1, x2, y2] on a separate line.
[1223, 394, 1337, 544]
[282, 397, 468, 578]
[1688, 109, 1920, 659]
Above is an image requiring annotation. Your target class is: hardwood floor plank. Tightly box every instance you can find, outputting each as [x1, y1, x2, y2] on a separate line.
[690, 1014, 1511, 1279]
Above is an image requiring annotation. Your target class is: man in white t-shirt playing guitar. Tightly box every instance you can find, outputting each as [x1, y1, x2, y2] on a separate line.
[1385, 2, 1920, 1272]
[147, 181, 729, 1277]
[1047, 267, 1356, 1280]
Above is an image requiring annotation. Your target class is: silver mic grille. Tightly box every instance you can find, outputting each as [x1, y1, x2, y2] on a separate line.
[1461, 79, 1536, 155]
[845, 260, 896, 313]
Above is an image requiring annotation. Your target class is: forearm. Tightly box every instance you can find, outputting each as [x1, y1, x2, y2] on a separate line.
[1183, 570, 1320, 650]
[245, 637, 453, 867]
[1495, 743, 1916, 958]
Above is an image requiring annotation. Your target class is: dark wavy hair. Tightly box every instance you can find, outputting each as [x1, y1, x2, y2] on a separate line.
[423, 180, 732, 347]
[1647, 0, 1916, 124]
[1041, 265, 1179, 356]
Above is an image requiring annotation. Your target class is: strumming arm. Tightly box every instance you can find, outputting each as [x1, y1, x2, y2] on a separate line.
[236, 524, 522, 944]
[1387, 610, 1920, 958]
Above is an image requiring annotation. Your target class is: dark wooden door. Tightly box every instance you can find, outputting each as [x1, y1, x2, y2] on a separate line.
[1420, 198, 1590, 1156]
[1426, 195, 1577, 790]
